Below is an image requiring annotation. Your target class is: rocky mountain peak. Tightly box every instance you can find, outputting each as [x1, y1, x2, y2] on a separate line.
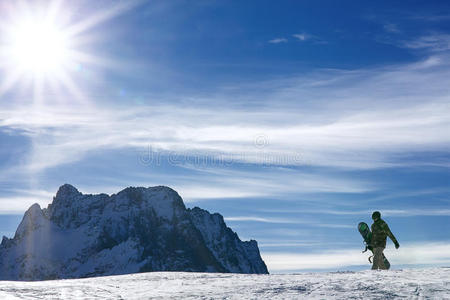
[0, 184, 268, 280]
[55, 183, 81, 200]
[14, 203, 46, 240]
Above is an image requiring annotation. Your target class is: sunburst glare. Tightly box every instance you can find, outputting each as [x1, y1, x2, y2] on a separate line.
[0, 0, 138, 102]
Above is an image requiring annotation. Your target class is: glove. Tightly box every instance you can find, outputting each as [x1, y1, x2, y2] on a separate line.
[394, 241, 400, 249]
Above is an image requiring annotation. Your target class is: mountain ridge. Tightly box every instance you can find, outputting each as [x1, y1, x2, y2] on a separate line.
[0, 184, 268, 280]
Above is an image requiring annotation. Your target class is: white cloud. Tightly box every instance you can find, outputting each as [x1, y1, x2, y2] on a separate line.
[383, 23, 401, 33]
[268, 38, 288, 44]
[0, 195, 52, 214]
[0, 189, 54, 214]
[259, 242, 320, 247]
[262, 242, 450, 271]
[175, 165, 374, 201]
[292, 33, 309, 41]
[406, 13, 450, 22]
[0, 163, 374, 213]
[259, 207, 450, 218]
[1, 53, 450, 180]
[381, 209, 450, 217]
[225, 216, 296, 223]
[401, 34, 450, 52]
[175, 185, 263, 201]
[224, 215, 353, 228]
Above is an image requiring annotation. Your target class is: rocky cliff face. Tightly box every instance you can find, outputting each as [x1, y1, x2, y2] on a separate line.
[0, 184, 268, 280]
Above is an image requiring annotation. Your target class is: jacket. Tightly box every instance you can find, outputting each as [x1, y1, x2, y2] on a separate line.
[371, 218, 398, 248]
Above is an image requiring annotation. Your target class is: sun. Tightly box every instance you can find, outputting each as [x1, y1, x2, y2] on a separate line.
[0, 3, 80, 100]
[0, 0, 139, 102]
[10, 21, 70, 75]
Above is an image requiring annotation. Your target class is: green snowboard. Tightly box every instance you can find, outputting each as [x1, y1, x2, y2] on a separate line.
[358, 222, 390, 269]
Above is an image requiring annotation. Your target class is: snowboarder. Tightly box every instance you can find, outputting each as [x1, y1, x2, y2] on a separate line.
[370, 211, 399, 270]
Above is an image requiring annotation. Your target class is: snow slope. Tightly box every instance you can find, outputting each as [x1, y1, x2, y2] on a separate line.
[0, 268, 448, 299]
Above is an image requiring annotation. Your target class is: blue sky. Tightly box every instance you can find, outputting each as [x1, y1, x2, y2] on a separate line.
[0, 0, 449, 272]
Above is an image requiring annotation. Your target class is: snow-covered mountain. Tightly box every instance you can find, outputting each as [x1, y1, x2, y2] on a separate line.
[0, 184, 268, 280]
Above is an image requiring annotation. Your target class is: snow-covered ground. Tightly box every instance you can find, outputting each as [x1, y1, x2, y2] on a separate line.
[0, 267, 449, 299]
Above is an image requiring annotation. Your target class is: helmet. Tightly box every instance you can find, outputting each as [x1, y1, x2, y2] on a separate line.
[372, 211, 381, 220]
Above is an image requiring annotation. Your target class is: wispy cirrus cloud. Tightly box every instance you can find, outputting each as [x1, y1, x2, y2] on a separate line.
[259, 241, 320, 248]
[401, 34, 450, 52]
[269, 33, 324, 44]
[225, 216, 297, 223]
[405, 12, 450, 22]
[224, 216, 353, 228]
[261, 208, 450, 218]
[0, 189, 54, 214]
[292, 32, 326, 44]
[0, 161, 375, 212]
[1, 52, 450, 179]
[292, 33, 310, 41]
[324, 209, 450, 217]
[383, 23, 401, 33]
[268, 38, 288, 44]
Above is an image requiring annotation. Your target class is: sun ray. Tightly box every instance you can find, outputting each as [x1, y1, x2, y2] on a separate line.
[55, 69, 87, 103]
[0, 69, 24, 97]
[66, 0, 142, 37]
[33, 75, 44, 107]
[68, 50, 125, 70]
[45, 0, 64, 23]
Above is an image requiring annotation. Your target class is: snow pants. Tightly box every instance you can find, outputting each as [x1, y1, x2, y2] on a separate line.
[371, 247, 387, 270]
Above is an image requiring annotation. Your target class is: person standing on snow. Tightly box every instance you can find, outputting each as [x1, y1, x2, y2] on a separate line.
[371, 211, 400, 270]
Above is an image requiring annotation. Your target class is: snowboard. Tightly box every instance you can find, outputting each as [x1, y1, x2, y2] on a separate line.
[357, 222, 390, 269]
